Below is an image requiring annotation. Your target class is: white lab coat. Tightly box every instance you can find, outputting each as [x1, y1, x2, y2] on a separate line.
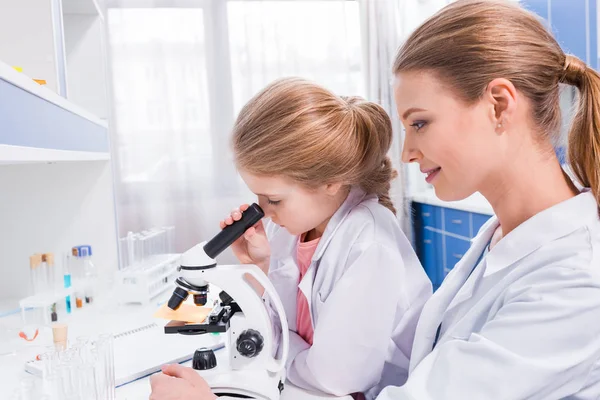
[263, 187, 432, 398]
[377, 190, 600, 400]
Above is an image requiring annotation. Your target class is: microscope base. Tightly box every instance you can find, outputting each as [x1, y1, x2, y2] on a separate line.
[200, 346, 285, 400]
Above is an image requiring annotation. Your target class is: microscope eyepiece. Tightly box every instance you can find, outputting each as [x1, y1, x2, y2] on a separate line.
[168, 286, 189, 310]
[203, 203, 264, 259]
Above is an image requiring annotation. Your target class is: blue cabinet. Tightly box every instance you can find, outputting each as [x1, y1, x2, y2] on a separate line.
[551, 0, 595, 68]
[417, 204, 442, 230]
[444, 208, 470, 237]
[522, 0, 597, 69]
[422, 228, 443, 287]
[412, 202, 493, 290]
[520, 0, 595, 162]
[472, 212, 491, 237]
[445, 236, 471, 276]
[521, 0, 550, 25]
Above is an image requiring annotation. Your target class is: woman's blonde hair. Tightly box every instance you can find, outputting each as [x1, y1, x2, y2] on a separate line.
[232, 77, 398, 214]
[394, 0, 600, 203]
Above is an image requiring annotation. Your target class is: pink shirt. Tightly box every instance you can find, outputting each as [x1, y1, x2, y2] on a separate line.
[297, 236, 365, 400]
[296, 236, 320, 345]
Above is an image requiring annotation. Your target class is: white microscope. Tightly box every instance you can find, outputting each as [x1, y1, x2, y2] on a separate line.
[164, 204, 289, 400]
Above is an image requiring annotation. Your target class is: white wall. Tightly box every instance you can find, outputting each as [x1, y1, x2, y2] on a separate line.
[0, 0, 59, 93]
[64, 14, 108, 119]
[0, 161, 118, 301]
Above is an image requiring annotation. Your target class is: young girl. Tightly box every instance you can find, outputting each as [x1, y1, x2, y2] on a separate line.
[150, 78, 432, 399]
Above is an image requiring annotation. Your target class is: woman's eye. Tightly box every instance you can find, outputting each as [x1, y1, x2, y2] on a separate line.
[410, 121, 427, 131]
[268, 199, 281, 205]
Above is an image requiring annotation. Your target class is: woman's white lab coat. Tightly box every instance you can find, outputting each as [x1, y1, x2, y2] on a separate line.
[263, 187, 432, 398]
[376, 190, 600, 400]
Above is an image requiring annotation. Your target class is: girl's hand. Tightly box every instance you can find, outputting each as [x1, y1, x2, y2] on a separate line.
[220, 204, 270, 273]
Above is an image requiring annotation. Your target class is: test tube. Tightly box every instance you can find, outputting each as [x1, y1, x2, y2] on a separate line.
[97, 334, 115, 400]
[78, 363, 98, 400]
[40, 349, 59, 397]
[56, 364, 76, 400]
[166, 226, 175, 253]
[43, 253, 55, 291]
[133, 234, 140, 264]
[139, 233, 147, 262]
[80, 246, 97, 304]
[91, 347, 107, 400]
[63, 253, 72, 314]
[41, 334, 119, 399]
[29, 254, 42, 295]
[17, 376, 36, 400]
[40, 349, 57, 379]
[126, 231, 135, 268]
[41, 253, 59, 321]
[44, 371, 59, 400]
[71, 247, 84, 308]
[40, 254, 47, 294]
[76, 336, 93, 365]
[52, 323, 68, 351]
[160, 228, 167, 254]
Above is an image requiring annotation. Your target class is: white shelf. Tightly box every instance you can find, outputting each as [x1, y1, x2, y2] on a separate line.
[0, 144, 109, 165]
[0, 4, 118, 317]
[0, 61, 106, 127]
[0, 59, 110, 162]
[411, 189, 494, 216]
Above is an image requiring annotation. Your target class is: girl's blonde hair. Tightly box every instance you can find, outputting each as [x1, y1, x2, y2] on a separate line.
[232, 77, 398, 214]
[394, 0, 600, 203]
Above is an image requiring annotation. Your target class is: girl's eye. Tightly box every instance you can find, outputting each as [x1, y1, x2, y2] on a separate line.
[268, 199, 281, 205]
[410, 121, 427, 131]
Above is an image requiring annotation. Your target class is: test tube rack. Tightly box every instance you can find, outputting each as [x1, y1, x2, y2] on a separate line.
[19, 286, 75, 326]
[115, 254, 180, 304]
[115, 226, 178, 304]
[118, 226, 175, 269]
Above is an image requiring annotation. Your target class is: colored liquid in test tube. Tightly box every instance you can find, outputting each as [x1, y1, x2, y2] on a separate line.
[63, 254, 72, 314]
[71, 247, 84, 309]
[42, 254, 58, 321]
[80, 246, 97, 304]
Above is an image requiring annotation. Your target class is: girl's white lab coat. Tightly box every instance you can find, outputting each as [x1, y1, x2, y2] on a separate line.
[263, 187, 432, 398]
[377, 190, 600, 400]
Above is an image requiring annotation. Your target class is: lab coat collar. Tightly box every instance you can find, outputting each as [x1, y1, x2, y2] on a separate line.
[444, 218, 499, 310]
[298, 260, 317, 325]
[483, 189, 597, 278]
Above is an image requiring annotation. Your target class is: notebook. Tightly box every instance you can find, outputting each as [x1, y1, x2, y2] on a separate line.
[25, 322, 225, 387]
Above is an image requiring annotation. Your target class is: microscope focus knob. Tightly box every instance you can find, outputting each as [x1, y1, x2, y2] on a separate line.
[236, 329, 264, 358]
[192, 347, 217, 370]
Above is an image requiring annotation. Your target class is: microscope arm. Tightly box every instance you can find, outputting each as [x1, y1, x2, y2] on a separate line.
[182, 264, 289, 374]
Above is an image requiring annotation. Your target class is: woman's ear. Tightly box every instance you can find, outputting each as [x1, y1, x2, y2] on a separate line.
[485, 78, 518, 130]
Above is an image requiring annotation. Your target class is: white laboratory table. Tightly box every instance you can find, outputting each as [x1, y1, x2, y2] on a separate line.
[116, 362, 344, 400]
[0, 296, 350, 400]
